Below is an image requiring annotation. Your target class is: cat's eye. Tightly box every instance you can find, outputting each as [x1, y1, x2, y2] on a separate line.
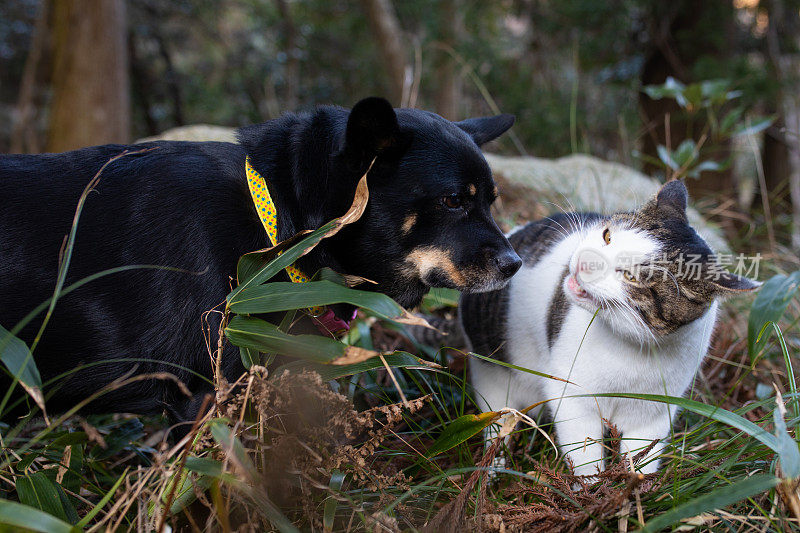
[622, 270, 636, 282]
[442, 194, 462, 209]
[602, 228, 611, 245]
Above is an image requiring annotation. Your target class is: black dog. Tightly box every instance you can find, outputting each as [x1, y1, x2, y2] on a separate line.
[0, 97, 521, 426]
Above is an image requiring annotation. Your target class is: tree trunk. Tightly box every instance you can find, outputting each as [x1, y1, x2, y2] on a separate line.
[11, 0, 51, 154]
[275, 0, 299, 111]
[434, 0, 462, 119]
[47, 0, 130, 152]
[765, 0, 800, 251]
[360, 0, 408, 106]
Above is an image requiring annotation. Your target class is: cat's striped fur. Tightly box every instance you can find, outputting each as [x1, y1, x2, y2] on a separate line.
[459, 181, 760, 477]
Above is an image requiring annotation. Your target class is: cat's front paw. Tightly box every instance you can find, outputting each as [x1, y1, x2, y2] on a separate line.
[487, 455, 507, 481]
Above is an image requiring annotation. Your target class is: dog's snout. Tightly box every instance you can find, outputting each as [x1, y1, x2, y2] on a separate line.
[494, 250, 522, 278]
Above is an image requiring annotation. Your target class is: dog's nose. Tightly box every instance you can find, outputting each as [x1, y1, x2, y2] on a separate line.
[495, 250, 522, 278]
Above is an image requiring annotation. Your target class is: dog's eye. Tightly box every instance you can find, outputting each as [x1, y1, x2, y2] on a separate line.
[602, 228, 611, 245]
[442, 194, 462, 209]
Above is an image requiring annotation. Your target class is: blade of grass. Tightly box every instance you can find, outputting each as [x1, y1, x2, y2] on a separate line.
[587, 393, 778, 450]
[0, 145, 150, 418]
[0, 261, 197, 417]
[75, 467, 129, 529]
[208, 419, 299, 533]
[641, 473, 777, 532]
[323, 471, 346, 532]
[468, 351, 575, 384]
[31, 149, 154, 354]
[769, 323, 799, 422]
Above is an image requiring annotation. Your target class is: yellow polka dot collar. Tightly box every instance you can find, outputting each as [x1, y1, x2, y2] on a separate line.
[245, 156, 311, 284]
[244, 156, 359, 336]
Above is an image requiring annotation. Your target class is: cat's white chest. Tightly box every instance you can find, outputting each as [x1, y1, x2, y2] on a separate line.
[547, 304, 716, 423]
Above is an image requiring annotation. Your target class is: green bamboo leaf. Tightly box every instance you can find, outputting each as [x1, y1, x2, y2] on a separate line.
[426, 411, 500, 458]
[60, 443, 84, 495]
[0, 500, 79, 533]
[235, 229, 320, 286]
[164, 457, 232, 514]
[239, 346, 260, 369]
[209, 419, 257, 472]
[170, 475, 213, 515]
[16, 471, 75, 524]
[421, 287, 461, 311]
[230, 280, 403, 319]
[226, 316, 378, 364]
[641, 474, 777, 532]
[589, 393, 778, 450]
[274, 351, 443, 381]
[769, 323, 799, 422]
[231, 221, 338, 300]
[184, 456, 225, 478]
[0, 323, 45, 414]
[748, 271, 800, 356]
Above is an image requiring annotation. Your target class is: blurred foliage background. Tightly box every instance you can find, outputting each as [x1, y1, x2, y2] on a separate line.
[1, 0, 800, 247]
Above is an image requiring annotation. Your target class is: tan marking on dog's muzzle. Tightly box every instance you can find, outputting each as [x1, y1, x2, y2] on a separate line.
[404, 246, 466, 287]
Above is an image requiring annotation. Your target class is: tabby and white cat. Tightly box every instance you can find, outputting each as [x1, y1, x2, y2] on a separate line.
[459, 180, 759, 477]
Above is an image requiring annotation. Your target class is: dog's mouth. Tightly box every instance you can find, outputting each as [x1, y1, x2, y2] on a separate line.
[422, 269, 512, 293]
[402, 245, 521, 294]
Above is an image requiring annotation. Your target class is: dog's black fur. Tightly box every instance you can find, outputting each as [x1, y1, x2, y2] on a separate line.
[0, 97, 520, 427]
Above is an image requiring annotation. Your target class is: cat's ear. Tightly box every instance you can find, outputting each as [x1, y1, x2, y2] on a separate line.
[344, 97, 412, 166]
[655, 180, 689, 219]
[709, 271, 762, 296]
[455, 114, 515, 146]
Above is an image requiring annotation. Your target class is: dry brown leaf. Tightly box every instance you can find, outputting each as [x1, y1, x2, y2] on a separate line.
[394, 310, 439, 330]
[331, 345, 381, 365]
[19, 383, 48, 423]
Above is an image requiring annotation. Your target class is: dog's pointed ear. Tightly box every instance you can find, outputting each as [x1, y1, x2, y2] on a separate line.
[345, 97, 411, 165]
[455, 114, 515, 146]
